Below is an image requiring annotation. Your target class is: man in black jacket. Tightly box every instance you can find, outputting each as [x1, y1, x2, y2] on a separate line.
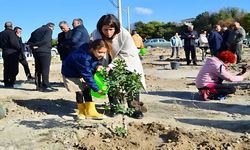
[57, 21, 72, 61]
[14, 27, 34, 81]
[0, 22, 21, 88]
[28, 22, 57, 92]
[181, 25, 198, 65]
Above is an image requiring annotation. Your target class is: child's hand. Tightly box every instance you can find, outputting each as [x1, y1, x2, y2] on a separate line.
[96, 65, 103, 71]
[97, 90, 104, 95]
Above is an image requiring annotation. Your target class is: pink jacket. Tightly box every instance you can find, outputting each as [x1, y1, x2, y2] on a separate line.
[196, 57, 244, 88]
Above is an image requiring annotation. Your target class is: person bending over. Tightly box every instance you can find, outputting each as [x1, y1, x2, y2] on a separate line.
[62, 39, 107, 119]
[196, 50, 249, 101]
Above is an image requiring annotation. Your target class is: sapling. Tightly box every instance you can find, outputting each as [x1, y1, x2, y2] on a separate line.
[105, 59, 143, 137]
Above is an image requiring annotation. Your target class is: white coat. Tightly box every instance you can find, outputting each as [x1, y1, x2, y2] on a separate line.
[91, 27, 146, 90]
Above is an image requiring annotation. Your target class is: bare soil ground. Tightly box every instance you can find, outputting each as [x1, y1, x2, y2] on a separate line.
[0, 48, 250, 150]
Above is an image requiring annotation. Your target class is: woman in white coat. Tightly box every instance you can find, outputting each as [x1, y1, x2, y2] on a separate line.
[91, 14, 146, 119]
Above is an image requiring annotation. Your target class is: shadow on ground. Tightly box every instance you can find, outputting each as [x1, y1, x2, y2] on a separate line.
[147, 90, 250, 115]
[19, 118, 77, 129]
[13, 98, 75, 117]
[177, 118, 250, 133]
[161, 98, 250, 116]
[147, 90, 201, 100]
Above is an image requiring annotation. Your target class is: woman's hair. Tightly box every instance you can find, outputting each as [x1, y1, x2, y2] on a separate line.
[96, 14, 121, 39]
[89, 39, 108, 51]
[217, 50, 236, 63]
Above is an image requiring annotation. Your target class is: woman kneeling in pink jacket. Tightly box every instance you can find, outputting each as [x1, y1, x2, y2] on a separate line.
[196, 50, 249, 101]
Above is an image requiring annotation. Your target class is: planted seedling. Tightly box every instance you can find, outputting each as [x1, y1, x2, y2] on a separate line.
[105, 59, 144, 136]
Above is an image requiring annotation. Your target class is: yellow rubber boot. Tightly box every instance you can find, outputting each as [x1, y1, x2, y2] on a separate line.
[84, 102, 106, 119]
[77, 103, 86, 119]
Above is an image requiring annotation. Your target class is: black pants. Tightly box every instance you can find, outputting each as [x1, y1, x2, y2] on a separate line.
[3, 52, 19, 86]
[76, 88, 92, 103]
[214, 84, 236, 97]
[19, 53, 31, 78]
[184, 46, 196, 63]
[199, 84, 236, 99]
[33, 53, 51, 88]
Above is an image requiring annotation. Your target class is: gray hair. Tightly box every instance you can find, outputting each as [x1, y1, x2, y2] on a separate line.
[59, 21, 68, 27]
[73, 18, 83, 25]
[4, 21, 13, 29]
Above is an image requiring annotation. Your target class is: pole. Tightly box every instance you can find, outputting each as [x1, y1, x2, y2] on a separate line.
[127, 6, 130, 33]
[118, 0, 122, 26]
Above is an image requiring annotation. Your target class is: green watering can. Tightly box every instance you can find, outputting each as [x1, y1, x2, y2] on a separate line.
[91, 71, 108, 98]
[139, 48, 147, 56]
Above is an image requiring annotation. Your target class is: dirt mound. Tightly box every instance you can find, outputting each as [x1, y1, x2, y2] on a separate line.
[75, 122, 250, 150]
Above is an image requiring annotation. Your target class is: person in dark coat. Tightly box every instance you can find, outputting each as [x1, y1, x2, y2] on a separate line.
[14, 27, 34, 81]
[57, 21, 72, 61]
[28, 22, 57, 92]
[0, 21, 21, 88]
[181, 25, 198, 65]
[71, 18, 89, 51]
[208, 24, 223, 56]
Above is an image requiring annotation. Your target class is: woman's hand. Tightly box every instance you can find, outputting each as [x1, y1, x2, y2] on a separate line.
[242, 71, 250, 79]
[106, 66, 111, 73]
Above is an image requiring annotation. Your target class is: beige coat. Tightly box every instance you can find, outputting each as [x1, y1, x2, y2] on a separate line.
[91, 27, 146, 90]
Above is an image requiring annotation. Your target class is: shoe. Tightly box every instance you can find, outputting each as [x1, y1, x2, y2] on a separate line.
[193, 62, 197, 66]
[27, 76, 35, 81]
[4, 84, 14, 88]
[131, 110, 143, 119]
[41, 87, 58, 92]
[215, 95, 226, 101]
[186, 61, 191, 65]
[199, 89, 209, 101]
[13, 84, 22, 88]
[84, 102, 106, 119]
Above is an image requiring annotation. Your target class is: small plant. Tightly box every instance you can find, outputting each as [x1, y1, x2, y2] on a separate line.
[115, 126, 127, 137]
[105, 59, 143, 137]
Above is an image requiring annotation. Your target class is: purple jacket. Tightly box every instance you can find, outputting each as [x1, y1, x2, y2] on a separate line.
[196, 57, 244, 88]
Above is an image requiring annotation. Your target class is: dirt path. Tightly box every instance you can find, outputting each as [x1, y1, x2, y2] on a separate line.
[0, 49, 250, 149]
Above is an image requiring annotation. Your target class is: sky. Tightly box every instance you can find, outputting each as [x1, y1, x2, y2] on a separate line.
[1, 0, 250, 41]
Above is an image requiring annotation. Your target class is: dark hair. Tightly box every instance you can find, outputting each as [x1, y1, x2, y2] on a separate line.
[97, 14, 121, 39]
[14, 26, 22, 32]
[89, 39, 108, 51]
[73, 18, 83, 25]
[46, 22, 55, 28]
[217, 50, 236, 63]
[131, 30, 137, 35]
[59, 21, 67, 27]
